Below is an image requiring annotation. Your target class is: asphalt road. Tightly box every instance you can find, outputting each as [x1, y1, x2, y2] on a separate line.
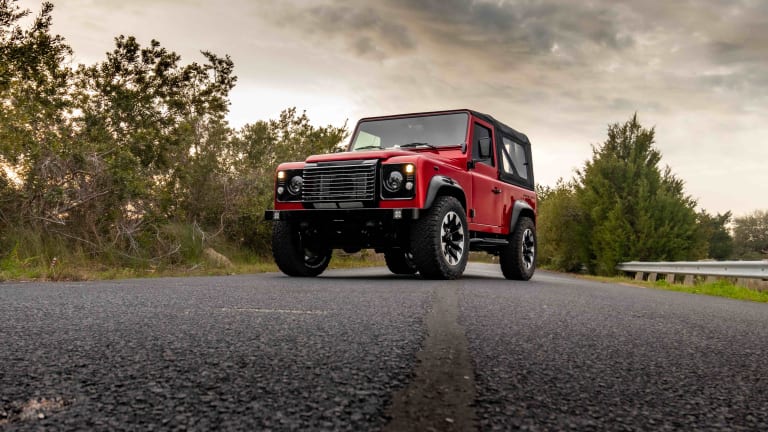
[1, 263, 767, 431]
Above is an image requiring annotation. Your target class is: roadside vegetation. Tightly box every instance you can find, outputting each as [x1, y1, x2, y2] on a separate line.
[1, 1, 347, 280]
[579, 274, 768, 303]
[536, 116, 767, 277]
[651, 280, 768, 303]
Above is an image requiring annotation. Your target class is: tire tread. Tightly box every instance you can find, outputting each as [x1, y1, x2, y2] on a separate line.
[499, 216, 536, 280]
[410, 196, 468, 280]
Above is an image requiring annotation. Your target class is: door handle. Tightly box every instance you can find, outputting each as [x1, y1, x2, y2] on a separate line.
[492, 187, 501, 194]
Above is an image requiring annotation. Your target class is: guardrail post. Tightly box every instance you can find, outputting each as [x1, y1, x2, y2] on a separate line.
[634, 271, 644, 281]
[648, 272, 657, 282]
[705, 276, 717, 284]
[665, 274, 675, 283]
[683, 275, 694, 286]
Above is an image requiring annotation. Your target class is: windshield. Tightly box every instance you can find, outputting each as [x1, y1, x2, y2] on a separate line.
[350, 112, 469, 151]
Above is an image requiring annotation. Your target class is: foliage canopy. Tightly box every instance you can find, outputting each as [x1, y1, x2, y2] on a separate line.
[0, 1, 347, 270]
[539, 115, 706, 275]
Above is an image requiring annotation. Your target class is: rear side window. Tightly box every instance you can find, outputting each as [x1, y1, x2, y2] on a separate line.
[502, 137, 528, 179]
[500, 136, 531, 185]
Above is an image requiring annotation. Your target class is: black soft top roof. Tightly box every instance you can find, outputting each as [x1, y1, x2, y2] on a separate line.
[358, 109, 530, 145]
[468, 110, 530, 145]
[356, 108, 535, 189]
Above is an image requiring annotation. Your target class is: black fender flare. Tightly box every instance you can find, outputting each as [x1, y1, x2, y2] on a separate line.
[424, 176, 465, 209]
[509, 200, 535, 232]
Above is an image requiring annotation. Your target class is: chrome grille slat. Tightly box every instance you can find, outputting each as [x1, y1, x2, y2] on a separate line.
[304, 187, 375, 191]
[304, 168, 368, 174]
[304, 176, 372, 180]
[302, 161, 377, 202]
[304, 179, 374, 189]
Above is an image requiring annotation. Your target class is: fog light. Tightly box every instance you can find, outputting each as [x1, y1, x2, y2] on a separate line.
[277, 186, 285, 195]
[274, 211, 280, 220]
[393, 209, 402, 219]
[405, 182, 413, 191]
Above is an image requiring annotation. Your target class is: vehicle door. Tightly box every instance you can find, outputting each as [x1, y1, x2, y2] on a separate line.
[469, 120, 504, 228]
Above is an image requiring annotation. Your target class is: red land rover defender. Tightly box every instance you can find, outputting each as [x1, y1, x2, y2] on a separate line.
[264, 109, 537, 280]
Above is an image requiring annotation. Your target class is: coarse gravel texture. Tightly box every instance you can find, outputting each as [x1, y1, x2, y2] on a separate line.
[2, 264, 768, 431]
[460, 265, 768, 431]
[0, 270, 432, 431]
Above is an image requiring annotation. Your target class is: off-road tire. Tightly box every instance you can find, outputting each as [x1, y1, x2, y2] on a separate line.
[500, 216, 536, 280]
[384, 249, 418, 275]
[410, 196, 468, 280]
[272, 221, 331, 277]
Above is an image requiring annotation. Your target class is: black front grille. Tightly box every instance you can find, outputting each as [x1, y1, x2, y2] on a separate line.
[303, 160, 377, 202]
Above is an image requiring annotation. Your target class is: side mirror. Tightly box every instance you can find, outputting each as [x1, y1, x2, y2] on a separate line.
[478, 137, 491, 159]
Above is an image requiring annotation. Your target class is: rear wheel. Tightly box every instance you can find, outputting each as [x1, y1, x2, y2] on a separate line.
[410, 196, 468, 280]
[272, 221, 331, 277]
[499, 216, 536, 280]
[384, 249, 417, 275]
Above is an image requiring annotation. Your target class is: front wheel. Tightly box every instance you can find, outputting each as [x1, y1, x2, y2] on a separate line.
[410, 196, 469, 280]
[272, 221, 331, 277]
[499, 216, 536, 280]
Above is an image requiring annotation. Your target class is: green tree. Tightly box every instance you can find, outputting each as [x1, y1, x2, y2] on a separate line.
[536, 180, 583, 272]
[0, 0, 74, 229]
[1, 0, 349, 272]
[696, 210, 733, 260]
[69, 35, 236, 255]
[225, 108, 347, 252]
[732, 210, 768, 260]
[576, 114, 703, 275]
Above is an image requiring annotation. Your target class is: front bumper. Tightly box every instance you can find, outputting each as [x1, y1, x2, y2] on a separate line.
[264, 208, 420, 222]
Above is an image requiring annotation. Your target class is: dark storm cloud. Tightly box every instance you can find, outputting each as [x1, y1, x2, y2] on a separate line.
[272, 2, 415, 58]
[615, 1, 768, 79]
[393, 0, 634, 54]
[273, 0, 767, 82]
[262, 0, 768, 129]
[270, 0, 635, 62]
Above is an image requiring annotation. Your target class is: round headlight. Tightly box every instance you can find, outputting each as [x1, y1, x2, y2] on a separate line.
[384, 171, 404, 192]
[287, 175, 303, 195]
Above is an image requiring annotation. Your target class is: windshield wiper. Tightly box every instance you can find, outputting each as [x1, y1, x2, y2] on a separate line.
[398, 142, 437, 149]
[354, 145, 382, 151]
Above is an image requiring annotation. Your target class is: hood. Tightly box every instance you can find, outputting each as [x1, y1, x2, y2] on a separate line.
[305, 149, 415, 163]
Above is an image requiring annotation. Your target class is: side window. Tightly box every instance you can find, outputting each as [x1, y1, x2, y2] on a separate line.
[501, 136, 529, 180]
[472, 123, 494, 166]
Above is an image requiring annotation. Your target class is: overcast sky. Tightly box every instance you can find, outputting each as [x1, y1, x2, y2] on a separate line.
[19, 0, 768, 216]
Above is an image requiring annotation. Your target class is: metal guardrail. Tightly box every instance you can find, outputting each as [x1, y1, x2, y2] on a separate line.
[617, 261, 767, 279]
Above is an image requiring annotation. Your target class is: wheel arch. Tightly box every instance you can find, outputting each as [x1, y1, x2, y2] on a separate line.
[424, 175, 467, 210]
[509, 200, 535, 232]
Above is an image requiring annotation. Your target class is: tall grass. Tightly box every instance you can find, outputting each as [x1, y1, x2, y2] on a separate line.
[0, 224, 274, 281]
[583, 274, 768, 303]
[0, 228, 88, 281]
[650, 279, 768, 303]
